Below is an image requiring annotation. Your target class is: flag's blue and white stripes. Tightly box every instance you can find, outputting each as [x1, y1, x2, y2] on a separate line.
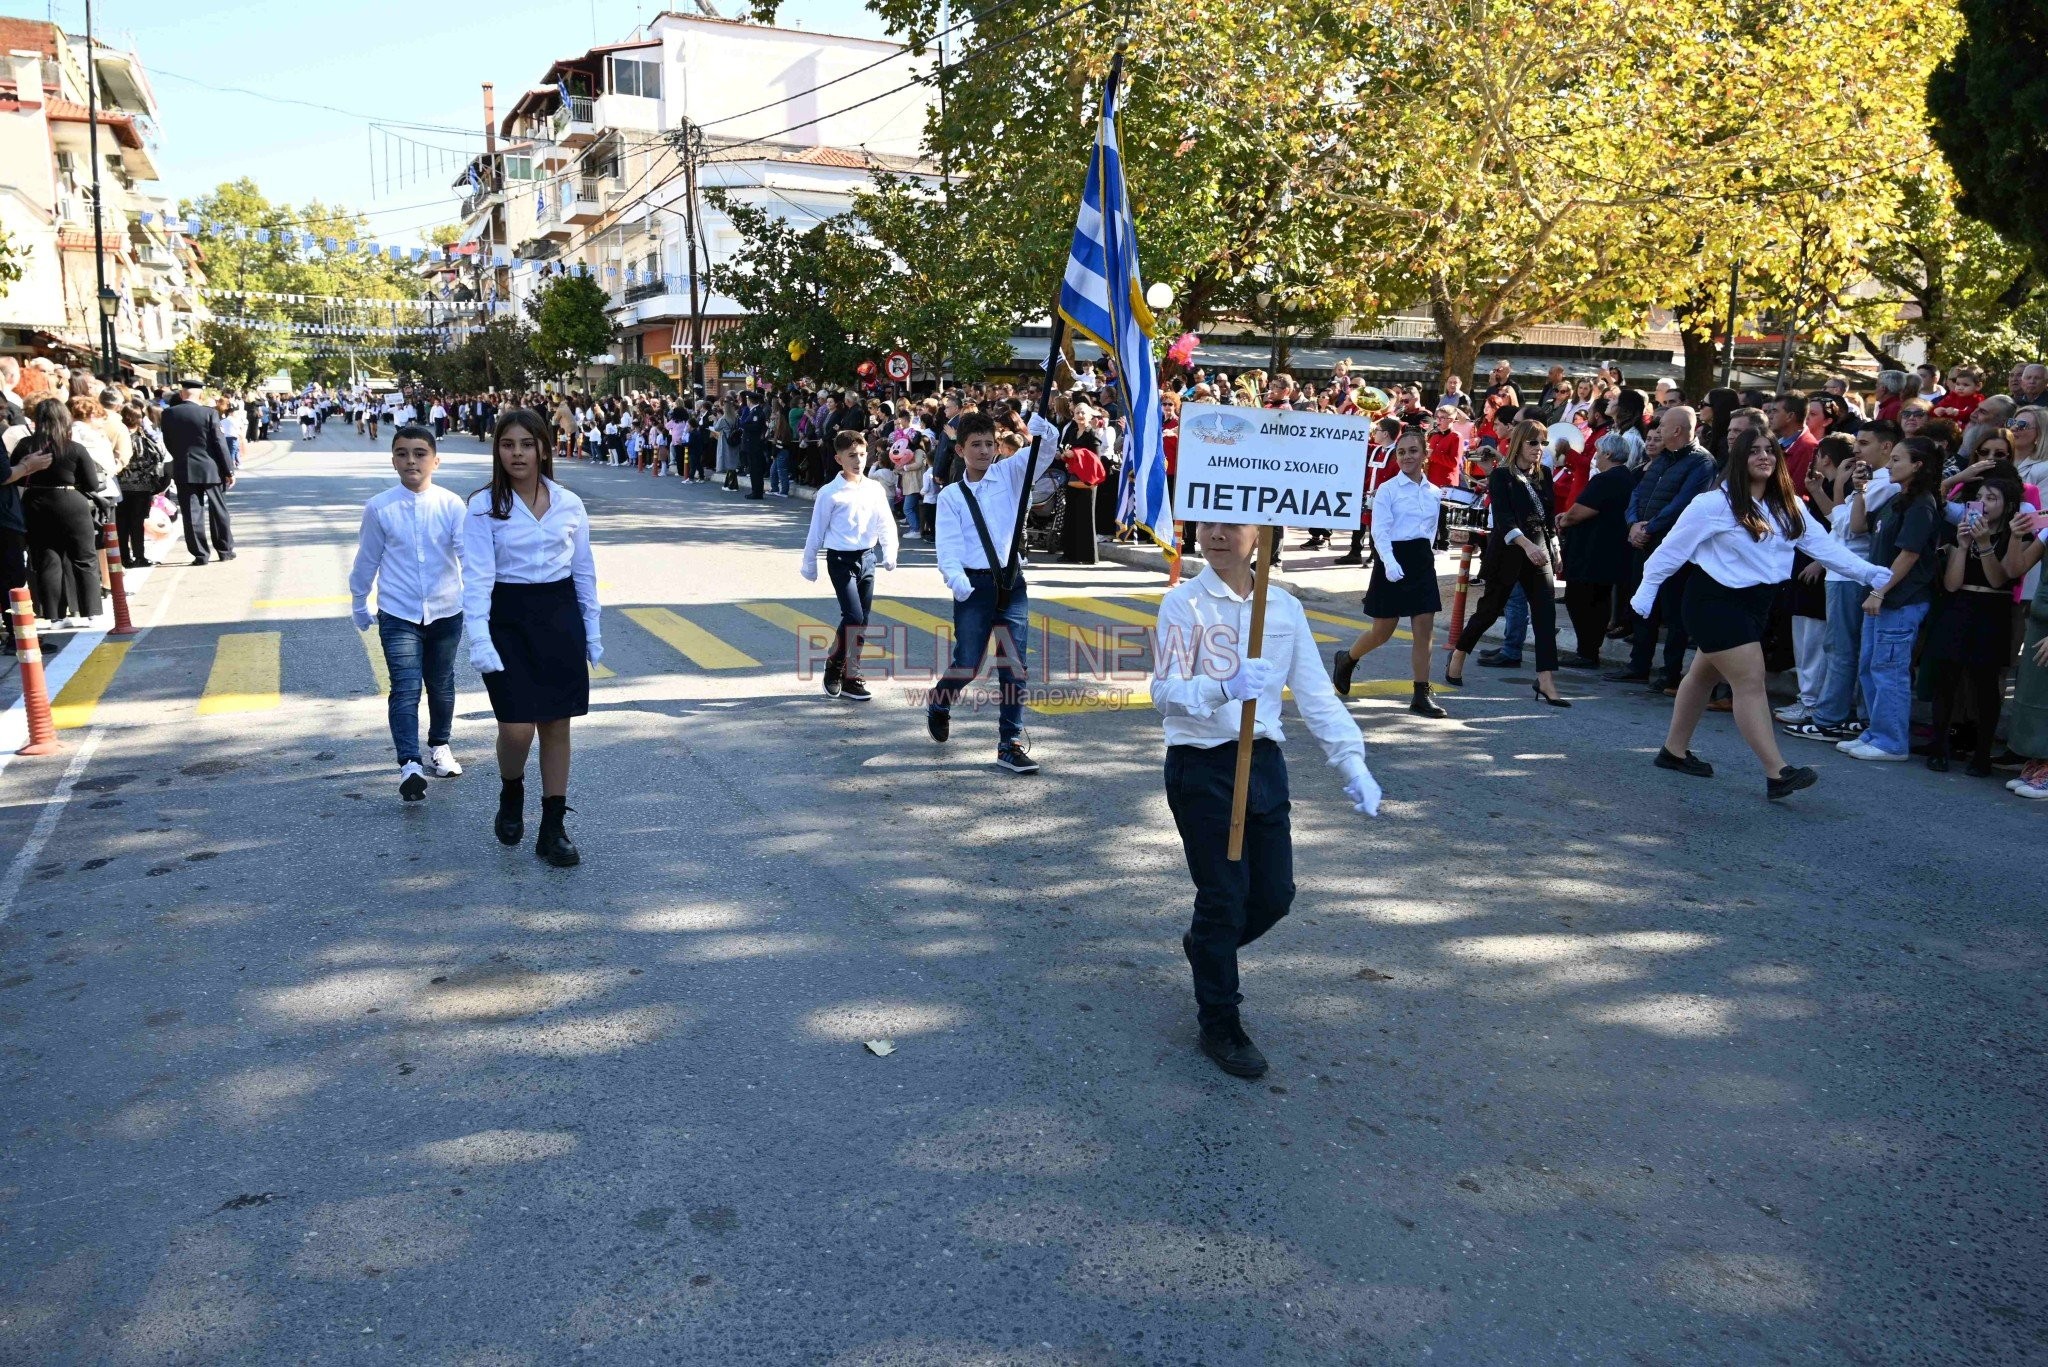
[1056, 73, 1171, 555]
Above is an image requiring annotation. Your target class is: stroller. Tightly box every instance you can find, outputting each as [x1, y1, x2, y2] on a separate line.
[1021, 451, 1068, 555]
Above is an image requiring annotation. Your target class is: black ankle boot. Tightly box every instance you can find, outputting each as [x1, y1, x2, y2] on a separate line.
[536, 795, 580, 867]
[494, 779, 524, 846]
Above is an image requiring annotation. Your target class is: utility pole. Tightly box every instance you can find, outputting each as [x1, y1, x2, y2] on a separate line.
[83, 0, 117, 379]
[676, 120, 706, 397]
[482, 82, 501, 390]
[936, 0, 951, 209]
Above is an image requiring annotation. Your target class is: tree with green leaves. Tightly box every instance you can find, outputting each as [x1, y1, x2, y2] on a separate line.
[1928, 0, 2048, 276]
[704, 193, 883, 384]
[0, 225, 22, 299]
[168, 335, 213, 382]
[527, 274, 614, 381]
[181, 178, 439, 383]
[847, 173, 1016, 382]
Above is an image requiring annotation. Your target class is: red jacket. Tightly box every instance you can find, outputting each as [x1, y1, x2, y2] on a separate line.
[1931, 390, 1982, 425]
[1426, 431, 1464, 487]
[1782, 429, 1819, 490]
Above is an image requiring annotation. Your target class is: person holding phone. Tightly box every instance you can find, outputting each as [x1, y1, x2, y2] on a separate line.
[1926, 479, 2018, 773]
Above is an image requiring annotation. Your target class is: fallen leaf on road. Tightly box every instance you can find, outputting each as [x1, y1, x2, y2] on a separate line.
[863, 1039, 896, 1057]
[1354, 968, 1393, 981]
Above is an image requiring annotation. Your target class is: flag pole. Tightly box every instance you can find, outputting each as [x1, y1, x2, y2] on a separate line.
[1003, 51, 1123, 578]
[1225, 525, 1276, 861]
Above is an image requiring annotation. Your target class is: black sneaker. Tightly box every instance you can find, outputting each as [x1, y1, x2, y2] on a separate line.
[1330, 648, 1357, 696]
[1766, 765, 1817, 801]
[1654, 747, 1714, 778]
[840, 677, 872, 702]
[1199, 1022, 1268, 1079]
[823, 658, 843, 698]
[927, 708, 949, 743]
[1782, 720, 1853, 743]
[995, 740, 1039, 774]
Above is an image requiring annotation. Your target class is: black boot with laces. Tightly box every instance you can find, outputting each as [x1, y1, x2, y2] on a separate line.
[494, 778, 524, 846]
[536, 795, 580, 867]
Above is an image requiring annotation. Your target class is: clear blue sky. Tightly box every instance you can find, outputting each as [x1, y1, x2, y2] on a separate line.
[9, 0, 888, 241]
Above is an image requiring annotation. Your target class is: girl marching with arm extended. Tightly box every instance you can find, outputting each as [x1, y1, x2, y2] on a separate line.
[1636, 427, 1889, 798]
[1330, 425, 1448, 716]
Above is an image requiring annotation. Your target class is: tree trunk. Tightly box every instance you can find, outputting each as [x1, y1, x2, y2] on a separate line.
[1275, 333, 1293, 375]
[1854, 330, 1907, 372]
[1678, 322, 1721, 404]
[1436, 328, 1481, 397]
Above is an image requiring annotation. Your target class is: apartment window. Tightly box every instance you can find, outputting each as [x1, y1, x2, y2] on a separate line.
[504, 155, 535, 182]
[608, 56, 661, 100]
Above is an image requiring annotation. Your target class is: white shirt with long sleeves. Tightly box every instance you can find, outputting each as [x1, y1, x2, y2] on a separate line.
[935, 453, 1031, 597]
[1369, 471, 1442, 582]
[1631, 490, 1890, 618]
[461, 479, 601, 672]
[349, 482, 466, 629]
[801, 473, 898, 580]
[1149, 567, 1367, 775]
[1825, 468, 1895, 584]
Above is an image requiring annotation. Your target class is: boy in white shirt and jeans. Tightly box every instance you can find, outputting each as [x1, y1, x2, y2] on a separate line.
[349, 424, 468, 801]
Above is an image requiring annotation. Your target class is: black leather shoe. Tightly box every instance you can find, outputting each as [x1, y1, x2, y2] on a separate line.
[1766, 765, 1817, 801]
[1200, 1022, 1268, 1079]
[1477, 649, 1522, 668]
[536, 795, 580, 867]
[1654, 747, 1713, 778]
[840, 676, 872, 702]
[494, 780, 524, 846]
[1602, 669, 1650, 683]
[927, 708, 949, 743]
[1332, 550, 1363, 565]
[1330, 648, 1357, 696]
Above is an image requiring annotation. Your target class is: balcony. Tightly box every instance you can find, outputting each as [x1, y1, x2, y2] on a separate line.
[608, 274, 704, 324]
[563, 177, 602, 225]
[550, 96, 595, 147]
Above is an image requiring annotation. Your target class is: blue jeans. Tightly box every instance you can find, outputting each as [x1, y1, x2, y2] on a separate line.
[1497, 585, 1529, 661]
[929, 570, 1030, 743]
[769, 450, 792, 495]
[1856, 599, 1929, 755]
[223, 433, 242, 471]
[1813, 579, 1868, 726]
[378, 611, 462, 764]
[902, 492, 922, 536]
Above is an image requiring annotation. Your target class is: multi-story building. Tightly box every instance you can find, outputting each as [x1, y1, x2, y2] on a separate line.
[456, 10, 935, 387]
[0, 17, 203, 381]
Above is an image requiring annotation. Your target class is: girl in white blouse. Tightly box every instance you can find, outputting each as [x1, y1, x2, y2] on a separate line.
[463, 409, 602, 866]
[1634, 427, 1889, 799]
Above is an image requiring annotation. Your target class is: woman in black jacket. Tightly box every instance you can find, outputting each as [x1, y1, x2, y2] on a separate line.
[11, 397, 103, 627]
[115, 401, 166, 567]
[1444, 418, 1570, 706]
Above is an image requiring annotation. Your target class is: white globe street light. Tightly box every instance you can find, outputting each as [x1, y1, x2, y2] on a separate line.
[1145, 281, 1175, 311]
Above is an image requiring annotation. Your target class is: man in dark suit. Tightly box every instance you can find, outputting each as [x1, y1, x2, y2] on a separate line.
[160, 378, 236, 564]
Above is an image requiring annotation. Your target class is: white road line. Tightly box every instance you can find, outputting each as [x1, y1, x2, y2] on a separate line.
[0, 725, 105, 920]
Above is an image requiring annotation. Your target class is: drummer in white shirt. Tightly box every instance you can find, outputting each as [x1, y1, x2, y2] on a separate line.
[1329, 425, 1448, 717]
[801, 430, 899, 702]
[1634, 426, 1890, 801]
[1151, 520, 1383, 1080]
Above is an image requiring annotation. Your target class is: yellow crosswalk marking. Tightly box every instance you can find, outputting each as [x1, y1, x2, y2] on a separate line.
[1347, 679, 1425, 699]
[870, 598, 951, 635]
[358, 627, 390, 695]
[198, 632, 282, 714]
[740, 601, 887, 662]
[624, 606, 758, 669]
[590, 659, 616, 679]
[253, 594, 351, 609]
[1040, 593, 1159, 630]
[50, 641, 131, 730]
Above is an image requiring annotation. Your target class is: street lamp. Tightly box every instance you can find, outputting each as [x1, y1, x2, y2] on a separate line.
[1145, 282, 1174, 311]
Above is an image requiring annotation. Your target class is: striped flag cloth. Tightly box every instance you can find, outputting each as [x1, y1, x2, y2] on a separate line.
[1055, 66, 1171, 555]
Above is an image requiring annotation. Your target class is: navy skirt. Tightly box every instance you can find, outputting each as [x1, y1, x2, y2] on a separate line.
[1681, 571, 1778, 653]
[482, 579, 589, 723]
[1362, 539, 1443, 618]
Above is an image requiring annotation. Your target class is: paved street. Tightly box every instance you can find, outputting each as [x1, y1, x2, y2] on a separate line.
[1, 426, 2042, 1364]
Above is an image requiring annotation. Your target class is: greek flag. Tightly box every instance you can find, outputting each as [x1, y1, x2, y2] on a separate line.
[1055, 66, 1170, 555]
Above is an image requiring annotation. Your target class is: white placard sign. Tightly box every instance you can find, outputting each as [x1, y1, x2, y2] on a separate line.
[1173, 403, 1371, 530]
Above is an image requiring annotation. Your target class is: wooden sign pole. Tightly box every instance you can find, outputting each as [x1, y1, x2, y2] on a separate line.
[1225, 525, 1276, 861]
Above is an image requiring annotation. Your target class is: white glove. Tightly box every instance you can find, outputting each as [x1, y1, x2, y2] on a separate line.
[948, 574, 974, 602]
[882, 559, 896, 573]
[800, 561, 818, 582]
[351, 607, 375, 632]
[1027, 413, 1062, 449]
[1381, 556, 1404, 584]
[587, 640, 603, 666]
[469, 641, 505, 675]
[1340, 757, 1382, 817]
[1222, 656, 1282, 702]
